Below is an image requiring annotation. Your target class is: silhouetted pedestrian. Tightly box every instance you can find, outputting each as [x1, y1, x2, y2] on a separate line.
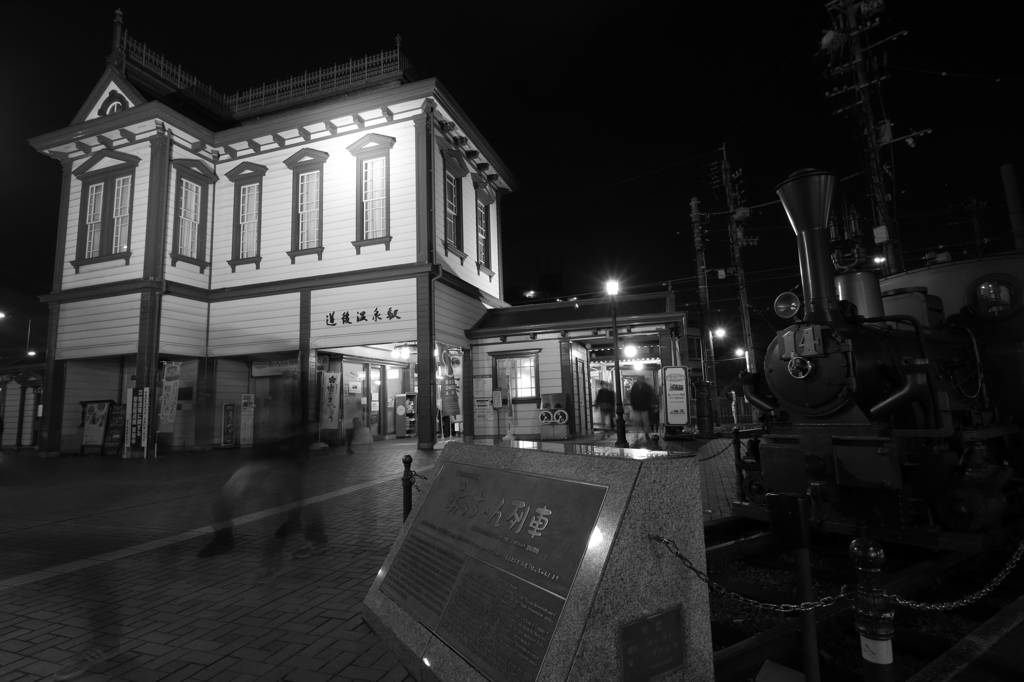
[629, 375, 655, 440]
[594, 381, 615, 431]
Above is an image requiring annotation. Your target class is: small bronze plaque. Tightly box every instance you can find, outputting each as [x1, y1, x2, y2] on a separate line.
[381, 462, 608, 681]
[619, 607, 685, 682]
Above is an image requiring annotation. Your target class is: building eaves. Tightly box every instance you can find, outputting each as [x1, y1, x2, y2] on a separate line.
[467, 294, 680, 339]
[430, 79, 519, 192]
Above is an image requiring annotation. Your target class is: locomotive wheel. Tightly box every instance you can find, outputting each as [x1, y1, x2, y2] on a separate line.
[539, 410, 553, 424]
[553, 409, 569, 424]
[743, 472, 767, 505]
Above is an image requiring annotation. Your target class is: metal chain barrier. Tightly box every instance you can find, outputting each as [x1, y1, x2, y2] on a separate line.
[408, 470, 428, 492]
[698, 439, 736, 462]
[650, 534, 854, 613]
[891, 538, 1024, 611]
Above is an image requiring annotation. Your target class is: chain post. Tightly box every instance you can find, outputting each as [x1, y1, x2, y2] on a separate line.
[732, 427, 746, 502]
[402, 455, 413, 521]
[766, 494, 820, 681]
[850, 538, 895, 682]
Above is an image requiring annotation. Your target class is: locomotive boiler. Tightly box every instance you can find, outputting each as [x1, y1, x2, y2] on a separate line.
[733, 169, 1024, 550]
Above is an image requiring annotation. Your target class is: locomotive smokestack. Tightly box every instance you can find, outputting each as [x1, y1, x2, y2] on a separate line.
[776, 169, 842, 325]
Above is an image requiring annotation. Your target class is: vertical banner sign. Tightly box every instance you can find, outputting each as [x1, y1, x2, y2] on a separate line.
[321, 372, 341, 429]
[438, 345, 461, 417]
[240, 394, 255, 446]
[662, 366, 690, 426]
[160, 362, 181, 425]
[81, 401, 111, 447]
[129, 389, 145, 448]
[222, 403, 236, 446]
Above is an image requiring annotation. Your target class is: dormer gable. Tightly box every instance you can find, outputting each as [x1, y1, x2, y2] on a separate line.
[71, 66, 147, 125]
[225, 161, 269, 183]
[283, 148, 330, 169]
[73, 149, 141, 178]
[171, 159, 218, 182]
[346, 133, 397, 156]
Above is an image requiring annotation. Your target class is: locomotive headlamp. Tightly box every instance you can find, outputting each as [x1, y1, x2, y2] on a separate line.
[774, 292, 801, 319]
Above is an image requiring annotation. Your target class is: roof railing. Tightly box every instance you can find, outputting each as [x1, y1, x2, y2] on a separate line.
[120, 32, 410, 119]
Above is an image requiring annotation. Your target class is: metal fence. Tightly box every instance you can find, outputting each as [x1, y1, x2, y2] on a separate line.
[718, 396, 757, 425]
[121, 33, 410, 120]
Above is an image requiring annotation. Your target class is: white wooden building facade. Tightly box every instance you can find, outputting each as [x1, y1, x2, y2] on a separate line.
[30, 21, 514, 454]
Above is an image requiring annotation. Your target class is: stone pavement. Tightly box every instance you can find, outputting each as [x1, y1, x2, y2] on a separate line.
[0, 432, 741, 681]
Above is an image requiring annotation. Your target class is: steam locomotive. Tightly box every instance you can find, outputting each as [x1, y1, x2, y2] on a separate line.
[733, 169, 1024, 550]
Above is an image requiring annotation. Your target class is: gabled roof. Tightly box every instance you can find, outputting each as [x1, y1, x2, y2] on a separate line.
[468, 294, 680, 339]
[71, 66, 147, 126]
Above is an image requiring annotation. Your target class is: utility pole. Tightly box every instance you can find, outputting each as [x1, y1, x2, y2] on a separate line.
[722, 146, 755, 356]
[691, 196, 718, 426]
[824, 0, 910, 275]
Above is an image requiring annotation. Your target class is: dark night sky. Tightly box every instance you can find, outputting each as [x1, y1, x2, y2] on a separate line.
[2, 1, 1021, 360]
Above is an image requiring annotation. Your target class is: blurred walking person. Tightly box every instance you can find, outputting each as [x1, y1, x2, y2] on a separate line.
[593, 381, 615, 432]
[196, 420, 327, 580]
[628, 375, 655, 440]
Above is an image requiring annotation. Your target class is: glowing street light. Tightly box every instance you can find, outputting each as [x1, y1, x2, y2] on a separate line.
[734, 348, 745, 357]
[606, 280, 628, 448]
[714, 328, 726, 338]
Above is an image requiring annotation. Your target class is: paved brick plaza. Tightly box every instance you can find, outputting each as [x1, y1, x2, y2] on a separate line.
[0, 435, 739, 681]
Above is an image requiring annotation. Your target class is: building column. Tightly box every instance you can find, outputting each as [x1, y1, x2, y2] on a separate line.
[461, 345, 473, 439]
[416, 271, 436, 449]
[299, 289, 317, 445]
[133, 127, 171, 455]
[39, 301, 64, 456]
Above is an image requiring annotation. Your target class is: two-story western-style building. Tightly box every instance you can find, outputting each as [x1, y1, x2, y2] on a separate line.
[29, 14, 515, 454]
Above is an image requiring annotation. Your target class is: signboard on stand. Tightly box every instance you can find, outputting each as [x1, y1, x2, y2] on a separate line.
[240, 394, 254, 446]
[103, 404, 127, 457]
[661, 366, 690, 426]
[81, 400, 114, 456]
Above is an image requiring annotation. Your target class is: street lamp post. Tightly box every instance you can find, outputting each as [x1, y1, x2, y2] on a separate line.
[607, 281, 629, 448]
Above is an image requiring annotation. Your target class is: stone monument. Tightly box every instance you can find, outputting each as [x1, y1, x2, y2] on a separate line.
[362, 441, 713, 681]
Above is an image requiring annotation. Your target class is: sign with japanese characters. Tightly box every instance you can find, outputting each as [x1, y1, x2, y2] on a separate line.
[320, 372, 341, 429]
[128, 388, 150, 453]
[323, 305, 403, 327]
[252, 357, 327, 377]
[662, 366, 690, 426]
[240, 394, 255, 446]
[381, 463, 607, 682]
[160, 362, 181, 425]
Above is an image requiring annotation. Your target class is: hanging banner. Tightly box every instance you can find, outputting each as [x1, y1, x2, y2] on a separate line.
[437, 344, 461, 417]
[160, 362, 181, 425]
[240, 394, 255, 446]
[321, 372, 342, 429]
[222, 403, 236, 446]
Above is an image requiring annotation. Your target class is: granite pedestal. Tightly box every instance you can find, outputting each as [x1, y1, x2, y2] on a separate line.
[362, 441, 713, 682]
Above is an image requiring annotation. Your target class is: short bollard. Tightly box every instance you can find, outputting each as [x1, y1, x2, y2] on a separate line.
[766, 493, 820, 682]
[732, 427, 745, 502]
[850, 538, 894, 682]
[402, 455, 413, 522]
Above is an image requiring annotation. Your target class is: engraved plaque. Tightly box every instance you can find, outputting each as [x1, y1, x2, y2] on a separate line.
[381, 462, 608, 681]
[619, 607, 685, 682]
